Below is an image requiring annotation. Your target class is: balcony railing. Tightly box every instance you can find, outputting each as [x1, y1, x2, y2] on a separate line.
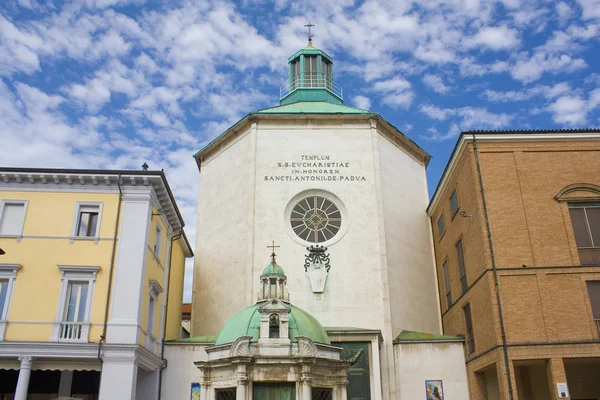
[578, 248, 600, 265]
[59, 321, 85, 341]
[280, 73, 343, 100]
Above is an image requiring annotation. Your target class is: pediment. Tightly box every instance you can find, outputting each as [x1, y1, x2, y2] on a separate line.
[554, 183, 600, 202]
[258, 299, 290, 312]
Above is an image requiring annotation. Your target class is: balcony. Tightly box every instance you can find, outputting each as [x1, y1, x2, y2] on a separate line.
[578, 248, 600, 265]
[58, 321, 88, 342]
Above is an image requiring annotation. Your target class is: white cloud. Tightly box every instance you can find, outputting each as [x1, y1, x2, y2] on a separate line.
[556, 2, 574, 23]
[469, 26, 520, 50]
[372, 77, 414, 109]
[577, 0, 600, 20]
[422, 74, 450, 94]
[419, 104, 513, 140]
[546, 88, 600, 125]
[352, 95, 371, 110]
[511, 52, 587, 83]
[483, 82, 572, 102]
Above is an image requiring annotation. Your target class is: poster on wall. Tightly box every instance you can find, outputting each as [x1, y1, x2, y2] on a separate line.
[191, 383, 200, 400]
[425, 380, 444, 400]
[557, 382, 569, 399]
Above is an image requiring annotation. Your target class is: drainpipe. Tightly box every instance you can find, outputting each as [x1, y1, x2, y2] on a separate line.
[157, 232, 181, 400]
[97, 174, 123, 362]
[472, 136, 514, 400]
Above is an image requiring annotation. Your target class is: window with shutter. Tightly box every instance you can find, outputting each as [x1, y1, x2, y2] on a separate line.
[0, 201, 27, 236]
[569, 203, 600, 265]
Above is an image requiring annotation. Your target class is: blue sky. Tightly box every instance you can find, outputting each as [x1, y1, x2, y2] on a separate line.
[1, 0, 599, 300]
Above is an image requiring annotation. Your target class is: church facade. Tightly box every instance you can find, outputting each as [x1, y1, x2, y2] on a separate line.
[163, 42, 470, 399]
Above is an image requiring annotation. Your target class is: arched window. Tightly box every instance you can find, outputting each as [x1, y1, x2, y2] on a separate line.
[269, 314, 280, 338]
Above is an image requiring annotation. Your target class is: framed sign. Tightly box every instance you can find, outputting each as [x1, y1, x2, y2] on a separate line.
[191, 383, 200, 400]
[557, 382, 569, 399]
[426, 380, 444, 400]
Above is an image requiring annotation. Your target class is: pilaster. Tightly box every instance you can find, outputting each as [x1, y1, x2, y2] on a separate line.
[107, 189, 153, 344]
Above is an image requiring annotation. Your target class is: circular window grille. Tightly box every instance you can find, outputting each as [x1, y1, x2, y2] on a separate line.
[290, 196, 342, 243]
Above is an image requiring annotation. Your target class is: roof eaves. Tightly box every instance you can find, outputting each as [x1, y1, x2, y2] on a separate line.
[192, 113, 252, 160]
[427, 128, 600, 214]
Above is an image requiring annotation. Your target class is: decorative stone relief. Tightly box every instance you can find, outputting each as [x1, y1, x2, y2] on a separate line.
[304, 246, 330, 293]
[230, 336, 253, 357]
[297, 336, 318, 357]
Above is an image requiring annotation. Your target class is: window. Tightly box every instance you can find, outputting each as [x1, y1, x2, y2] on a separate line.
[290, 195, 341, 243]
[269, 314, 280, 338]
[437, 215, 445, 237]
[215, 388, 236, 400]
[53, 265, 98, 342]
[312, 388, 333, 400]
[569, 203, 600, 265]
[64, 282, 88, 323]
[586, 281, 600, 337]
[153, 224, 162, 257]
[442, 260, 452, 308]
[464, 303, 475, 354]
[450, 189, 459, 216]
[52, 265, 100, 342]
[0, 264, 21, 341]
[73, 203, 102, 238]
[0, 200, 27, 236]
[0, 280, 8, 319]
[146, 280, 163, 350]
[303, 55, 317, 87]
[147, 293, 156, 335]
[456, 239, 468, 294]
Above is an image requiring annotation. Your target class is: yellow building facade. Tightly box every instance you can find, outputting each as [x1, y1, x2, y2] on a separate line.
[0, 168, 192, 400]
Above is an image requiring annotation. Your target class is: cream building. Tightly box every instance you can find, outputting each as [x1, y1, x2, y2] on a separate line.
[0, 167, 193, 400]
[174, 41, 470, 400]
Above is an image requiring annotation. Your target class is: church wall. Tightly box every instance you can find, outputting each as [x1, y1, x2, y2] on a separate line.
[251, 119, 387, 331]
[161, 344, 209, 399]
[377, 131, 441, 336]
[394, 341, 469, 399]
[193, 128, 252, 336]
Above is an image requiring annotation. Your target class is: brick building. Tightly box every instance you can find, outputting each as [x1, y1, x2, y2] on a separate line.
[427, 130, 600, 400]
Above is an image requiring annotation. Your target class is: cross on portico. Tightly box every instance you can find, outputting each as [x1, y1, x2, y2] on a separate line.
[268, 241, 280, 263]
[305, 22, 314, 44]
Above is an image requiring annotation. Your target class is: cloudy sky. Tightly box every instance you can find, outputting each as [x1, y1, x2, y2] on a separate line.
[1, 0, 599, 301]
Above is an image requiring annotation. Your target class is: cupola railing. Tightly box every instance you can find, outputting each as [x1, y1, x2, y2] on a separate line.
[280, 73, 343, 100]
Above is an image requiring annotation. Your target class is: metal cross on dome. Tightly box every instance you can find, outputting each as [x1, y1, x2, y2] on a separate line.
[305, 22, 314, 44]
[267, 241, 280, 263]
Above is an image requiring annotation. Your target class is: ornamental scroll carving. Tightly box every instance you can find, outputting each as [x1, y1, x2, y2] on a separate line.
[230, 336, 253, 357]
[297, 336, 318, 357]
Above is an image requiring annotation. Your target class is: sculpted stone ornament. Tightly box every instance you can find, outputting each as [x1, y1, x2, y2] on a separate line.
[304, 246, 330, 293]
[230, 336, 253, 357]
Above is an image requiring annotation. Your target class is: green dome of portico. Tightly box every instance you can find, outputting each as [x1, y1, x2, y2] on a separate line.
[214, 301, 331, 345]
[262, 262, 286, 276]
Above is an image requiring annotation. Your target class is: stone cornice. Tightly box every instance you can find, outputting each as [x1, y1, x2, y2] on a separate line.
[0, 168, 190, 248]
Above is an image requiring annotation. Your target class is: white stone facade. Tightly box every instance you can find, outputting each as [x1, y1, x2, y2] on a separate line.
[193, 115, 443, 399]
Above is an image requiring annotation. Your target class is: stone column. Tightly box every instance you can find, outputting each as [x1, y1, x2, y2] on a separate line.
[236, 365, 248, 400]
[199, 380, 210, 400]
[301, 371, 311, 400]
[58, 370, 74, 397]
[14, 356, 33, 400]
[547, 358, 570, 400]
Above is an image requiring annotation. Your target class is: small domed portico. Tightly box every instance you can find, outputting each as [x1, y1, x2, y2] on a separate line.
[194, 252, 351, 400]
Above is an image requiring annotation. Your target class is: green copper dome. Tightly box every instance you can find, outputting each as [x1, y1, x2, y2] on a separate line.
[262, 262, 286, 276]
[214, 301, 331, 345]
